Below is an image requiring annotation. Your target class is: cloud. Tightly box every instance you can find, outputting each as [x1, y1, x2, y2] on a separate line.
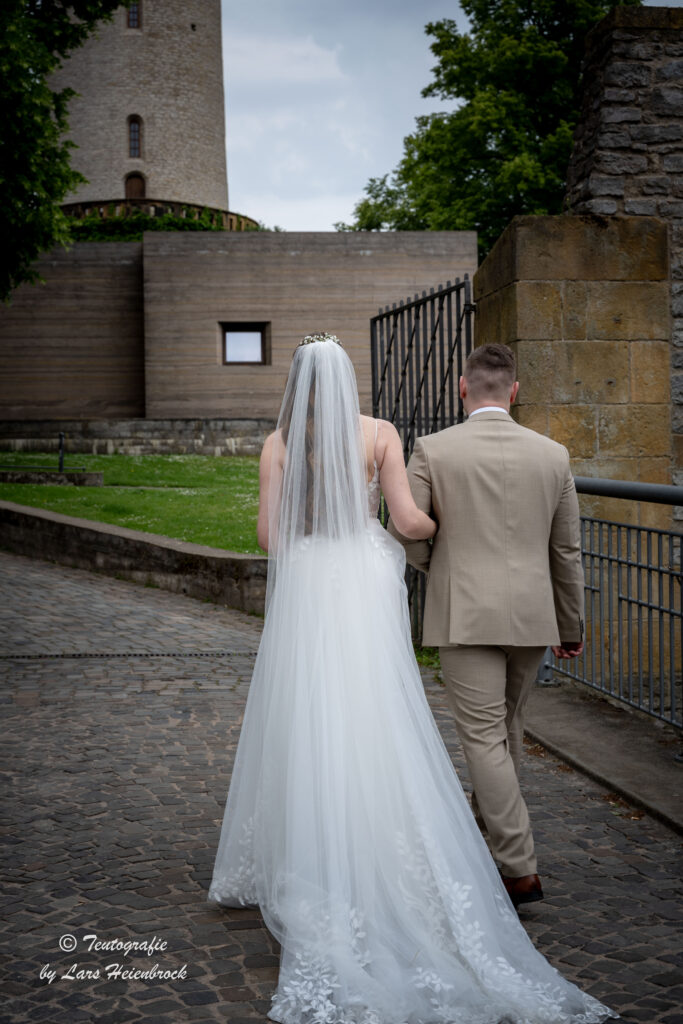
[226, 106, 357, 196]
[235, 192, 361, 232]
[220, 0, 465, 228]
[224, 31, 345, 86]
[227, 111, 304, 153]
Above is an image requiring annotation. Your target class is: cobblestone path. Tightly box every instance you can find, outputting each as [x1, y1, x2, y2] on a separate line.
[1, 551, 681, 1024]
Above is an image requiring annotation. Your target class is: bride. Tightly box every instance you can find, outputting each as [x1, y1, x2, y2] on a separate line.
[208, 333, 616, 1024]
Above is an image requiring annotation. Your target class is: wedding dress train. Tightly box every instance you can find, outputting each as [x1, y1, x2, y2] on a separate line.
[209, 468, 615, 1024]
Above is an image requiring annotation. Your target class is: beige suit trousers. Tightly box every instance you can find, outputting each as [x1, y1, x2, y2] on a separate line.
[439, 644, 546, 878]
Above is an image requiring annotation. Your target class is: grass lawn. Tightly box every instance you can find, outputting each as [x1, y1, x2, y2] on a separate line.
[0, 452, 262, 554]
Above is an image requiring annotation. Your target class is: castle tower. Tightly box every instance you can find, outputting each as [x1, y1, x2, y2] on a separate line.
[51, 0, 228, 211]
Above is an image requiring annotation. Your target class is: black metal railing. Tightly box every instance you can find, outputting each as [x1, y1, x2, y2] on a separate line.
[370, 286, 682, 728]
[371, 277, 475, 635]
[371, 276, 475, 461]
[540, 479, 683, 730]
[0, 433, 85, 473]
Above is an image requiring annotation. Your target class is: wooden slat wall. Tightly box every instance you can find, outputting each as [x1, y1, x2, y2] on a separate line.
[0, 243, 145, 420]
[142, 231, 478, 418]
[0, 232, 477, 422]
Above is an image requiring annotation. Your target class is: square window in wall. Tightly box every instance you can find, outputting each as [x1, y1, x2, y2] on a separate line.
[221, 322, 270, 365]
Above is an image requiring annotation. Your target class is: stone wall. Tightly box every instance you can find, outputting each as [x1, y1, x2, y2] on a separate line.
[0, 419, 274, 457]
[565, 5, 683, 485]
[473, 214, 671, 528]
[0, 501, 267, 614]
[0, 470, 102, 485]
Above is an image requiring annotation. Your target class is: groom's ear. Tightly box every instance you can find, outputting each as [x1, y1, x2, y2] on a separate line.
[459, 376, 467, 400]
[510, 381, 520, 405]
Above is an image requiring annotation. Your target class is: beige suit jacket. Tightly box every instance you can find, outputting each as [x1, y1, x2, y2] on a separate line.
[388, 411, 585, 648]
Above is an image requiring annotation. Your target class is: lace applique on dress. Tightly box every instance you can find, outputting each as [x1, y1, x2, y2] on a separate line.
[367, 462, 381, 519]
[367, 419, 381, 519]
[208, 815, 258, 907]
[269, 902, 376, 1024]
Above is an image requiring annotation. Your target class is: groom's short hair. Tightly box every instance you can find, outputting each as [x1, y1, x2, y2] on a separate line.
[464, 344, 516, 399]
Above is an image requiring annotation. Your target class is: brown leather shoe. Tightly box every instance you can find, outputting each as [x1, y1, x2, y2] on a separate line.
[501, 873, 544, 908]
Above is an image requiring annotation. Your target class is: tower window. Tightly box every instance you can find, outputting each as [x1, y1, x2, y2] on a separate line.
[125, 173, 145, 199]
[128, 3, 141, 28]
[128, 116, 142, 158]
[222, 323, 270, 365]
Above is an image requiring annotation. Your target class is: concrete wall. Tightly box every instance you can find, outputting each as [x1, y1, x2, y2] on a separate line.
[142, 230, 478, 417]
[0, 243, 145, 420]
[564, 5, 683, 483]
[0, 501, 267, 614]
[0, 232, 476, 423]
[474, 214, 671, 527]
[0, 419, 274, 457]
[50, 0, 228, 210]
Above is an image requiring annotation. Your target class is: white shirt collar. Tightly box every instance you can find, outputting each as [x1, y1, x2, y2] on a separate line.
[468, 406, 510, 417]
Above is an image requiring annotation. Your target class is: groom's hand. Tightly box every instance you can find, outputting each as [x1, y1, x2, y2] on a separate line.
[551, 641, 584, 660]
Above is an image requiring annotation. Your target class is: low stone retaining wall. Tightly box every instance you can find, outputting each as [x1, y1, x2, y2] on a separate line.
[0, 471, 103, 486]
[0, 418, 276, 457]
[0, 501, 267, 614]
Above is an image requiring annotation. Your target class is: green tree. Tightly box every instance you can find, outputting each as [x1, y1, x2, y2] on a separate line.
[0, 0, 130, 302]
[338, 0, 641, 254]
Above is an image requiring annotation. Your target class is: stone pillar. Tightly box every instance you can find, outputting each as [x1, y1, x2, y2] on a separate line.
[564, 5, 683, 496]
[473, 214, 671, 528]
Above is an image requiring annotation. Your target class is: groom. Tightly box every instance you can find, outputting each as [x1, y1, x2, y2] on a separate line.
[388, 343, 584, 907]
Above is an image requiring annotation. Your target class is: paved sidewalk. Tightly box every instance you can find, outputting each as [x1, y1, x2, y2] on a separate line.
[525, 678, 682, 834]
[0, 550, 681, 1024]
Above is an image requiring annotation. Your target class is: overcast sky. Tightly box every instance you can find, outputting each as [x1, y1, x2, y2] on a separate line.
[220, 0, 682, 232]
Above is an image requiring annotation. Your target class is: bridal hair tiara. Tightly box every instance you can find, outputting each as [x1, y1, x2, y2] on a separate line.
[299, 332, 343, 347]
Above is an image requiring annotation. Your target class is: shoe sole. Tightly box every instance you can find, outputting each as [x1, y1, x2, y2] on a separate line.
[512, 890, 545, 908]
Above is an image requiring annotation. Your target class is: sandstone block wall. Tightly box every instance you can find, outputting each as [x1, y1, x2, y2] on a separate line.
[474, 215, 671, 527]
[565, 5, 683, 488]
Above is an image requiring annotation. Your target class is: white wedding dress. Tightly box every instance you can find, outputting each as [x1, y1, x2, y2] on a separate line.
[209, 338, 615, 1024]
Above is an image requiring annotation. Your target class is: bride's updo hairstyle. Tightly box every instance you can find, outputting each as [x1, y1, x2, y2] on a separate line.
[269, 330, 367, 560]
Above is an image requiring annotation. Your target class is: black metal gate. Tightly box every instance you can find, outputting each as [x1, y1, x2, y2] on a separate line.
[370, 276, 476, 636]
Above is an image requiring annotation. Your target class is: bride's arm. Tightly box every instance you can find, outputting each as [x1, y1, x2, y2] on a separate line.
[378, 423, 436, 540]
[256, 433, 283, 552]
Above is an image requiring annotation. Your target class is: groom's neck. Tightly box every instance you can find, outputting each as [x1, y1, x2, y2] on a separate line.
[465, 400, 510, 415]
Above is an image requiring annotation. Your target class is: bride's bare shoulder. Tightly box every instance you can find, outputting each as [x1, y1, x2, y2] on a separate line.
[261, 430, 285, 464]
[361, 417, 400, 470]
[360, 415, 397, 437]
[374, 418, 400, 450]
